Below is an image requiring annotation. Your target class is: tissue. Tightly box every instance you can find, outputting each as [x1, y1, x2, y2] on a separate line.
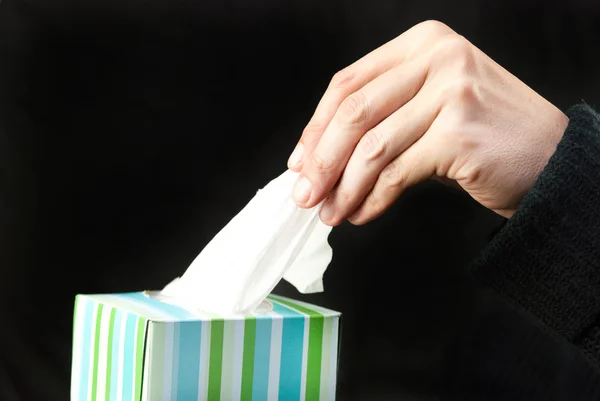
[160, 169, 333, 316]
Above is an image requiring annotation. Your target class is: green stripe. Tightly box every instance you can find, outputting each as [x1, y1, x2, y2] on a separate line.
[149, 323, 165, 398]
[271, 298, 324, 401]
[319, 317, 333, 401]
[104, 308, 117, 400]
[90, 303, 104, 401]
[306, 316, 324, 401]
[207, 319, 225, 401]
[240, 318, 256, 401]
[134, 318, 147, 401]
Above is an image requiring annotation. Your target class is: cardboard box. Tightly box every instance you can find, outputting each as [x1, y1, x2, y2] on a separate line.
[70, 291, 342, 401]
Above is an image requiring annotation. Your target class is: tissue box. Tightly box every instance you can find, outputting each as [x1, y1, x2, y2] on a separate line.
[70, 292, 342, 401]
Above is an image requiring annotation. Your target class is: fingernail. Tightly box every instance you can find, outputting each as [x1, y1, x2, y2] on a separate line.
[320, 201, 335, 224]
[347, 209, 360, 223]
[288, 143, 304, 168]
[292, 176, 312, 205]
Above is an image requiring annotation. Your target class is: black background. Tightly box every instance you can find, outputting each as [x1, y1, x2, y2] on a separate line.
[1, 0, 600, 400]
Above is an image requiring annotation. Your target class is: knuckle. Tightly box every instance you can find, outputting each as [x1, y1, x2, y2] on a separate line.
[308, 152, 335, 176]
[444, 77, 478, 104]
[339, 91, 370, 126]
[436, 123, 457, 148]
[357, 128, 387, 160]
[363, 193, 383, 216]
[446, 35, 472, 55]
[435, 113, 480, 160]
[435, 111, 462, 143]
[332, 186, 353, 206]
[460, 161, 484, 186]
[380, 157, 405, 189]
[418, 20, 453, 36]
[433, 35, 475, 70]
[330, 68, 355, 89]
[448, 153, 484, 186]
[302, 120, 328, 138]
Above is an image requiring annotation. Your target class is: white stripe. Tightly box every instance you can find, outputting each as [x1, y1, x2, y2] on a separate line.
[230, 319, 245, 401]
[197, 321, 211, 401]
[70, 298, 86, 400]
[267, 314, 283, 401]
[162, 323, 175, 401]
[140, 326, 152, 401]
[95, 306, 113, 400]
[300, 314, 310, 401]
[329, 317, 340, 401]
[319, 317, 331, 401]
[86, 304, 101, 401]
[171, 324, 180, 400]
[117, 312, 127, 401]
[131, 319, 142, 401]
[220, 321, 236, 401]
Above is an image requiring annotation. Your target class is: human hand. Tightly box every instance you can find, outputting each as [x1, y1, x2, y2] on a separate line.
[287, 20, 569, 225]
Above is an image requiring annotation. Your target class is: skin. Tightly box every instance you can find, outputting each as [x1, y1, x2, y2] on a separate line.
[287, 20, 569, 226]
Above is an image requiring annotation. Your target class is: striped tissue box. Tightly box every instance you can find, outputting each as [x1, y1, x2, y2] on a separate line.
[70, 292, 342, 401]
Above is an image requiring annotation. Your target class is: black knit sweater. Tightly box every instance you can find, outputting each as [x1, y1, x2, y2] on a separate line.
[473, 104, 600, 372]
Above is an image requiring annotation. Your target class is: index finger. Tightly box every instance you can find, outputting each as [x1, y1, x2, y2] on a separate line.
[293, 55, 429, 209]
[287, 20, 454, 172]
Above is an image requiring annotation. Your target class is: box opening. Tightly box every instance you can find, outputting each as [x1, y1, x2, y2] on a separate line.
[141, 290, 274, 316]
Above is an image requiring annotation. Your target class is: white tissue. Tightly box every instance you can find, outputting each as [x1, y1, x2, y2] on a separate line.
[159, 169, 333, 316]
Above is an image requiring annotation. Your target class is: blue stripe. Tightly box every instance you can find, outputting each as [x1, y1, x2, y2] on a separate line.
[115, 292, 199, 320]
[78, 299, 95, 401]
[109, 310, 123, 401]
[272, 303, 305, 401]
[252, 316, 273, 400]
[175, 321, 202, 400]
[122, 313, 138, 400]
[170, 323, 180, 401]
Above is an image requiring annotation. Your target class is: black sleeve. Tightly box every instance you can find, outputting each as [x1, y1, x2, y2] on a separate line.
[471, 104, 600, 369]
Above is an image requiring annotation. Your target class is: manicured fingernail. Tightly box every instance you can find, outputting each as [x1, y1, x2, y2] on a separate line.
[320, 201, 335, 224]
[292, 176, 312, 205]
[288, 143, 304, 168]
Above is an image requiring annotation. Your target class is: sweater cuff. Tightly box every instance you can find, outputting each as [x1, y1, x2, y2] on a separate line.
[472, 104, 600, 344]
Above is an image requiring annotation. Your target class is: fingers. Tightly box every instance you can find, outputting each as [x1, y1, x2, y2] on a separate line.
[346, 132, 440, 225]
[288, 20, 455, 173]
[292, 57, 430, 209]
[318, 78, 441, 225]
[346, 108, 462, 225]
[287, 56, 397, 172]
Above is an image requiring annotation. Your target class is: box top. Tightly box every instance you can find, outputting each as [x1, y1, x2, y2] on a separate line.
[77, 292, 341, 322]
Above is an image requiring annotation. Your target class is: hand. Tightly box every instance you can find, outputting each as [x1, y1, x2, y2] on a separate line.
[287, 20, 569, 225]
